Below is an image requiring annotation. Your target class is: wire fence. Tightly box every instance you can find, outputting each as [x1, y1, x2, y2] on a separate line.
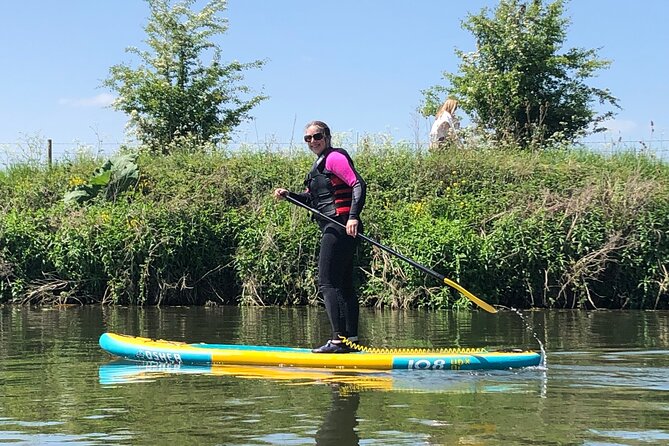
[580, 140, 669, 162]
[1, 135, 668, 168]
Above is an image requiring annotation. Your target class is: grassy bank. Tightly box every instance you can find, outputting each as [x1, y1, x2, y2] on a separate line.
[1, 143, 668, 309]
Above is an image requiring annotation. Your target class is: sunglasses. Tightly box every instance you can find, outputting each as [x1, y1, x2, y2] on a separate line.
[303, 132, 324, 143]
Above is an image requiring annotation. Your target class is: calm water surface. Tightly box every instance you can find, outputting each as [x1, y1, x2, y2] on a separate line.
[1, 305, 668, 445]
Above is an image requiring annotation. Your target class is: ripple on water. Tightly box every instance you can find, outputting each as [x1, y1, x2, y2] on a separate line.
[588, 428, 669, 445]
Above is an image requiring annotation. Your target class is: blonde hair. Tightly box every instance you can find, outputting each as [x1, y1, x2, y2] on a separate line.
[436, 98, 458, 118]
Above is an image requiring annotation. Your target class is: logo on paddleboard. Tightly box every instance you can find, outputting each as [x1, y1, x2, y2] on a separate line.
[135, 349, 183, 364]
[395, 357, 472, 370]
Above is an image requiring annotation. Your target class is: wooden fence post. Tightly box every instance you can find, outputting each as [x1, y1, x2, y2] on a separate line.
[47, 139, 52, 167]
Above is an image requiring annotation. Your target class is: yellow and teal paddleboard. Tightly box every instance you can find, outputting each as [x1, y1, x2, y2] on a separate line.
[99, 333, 541, 371]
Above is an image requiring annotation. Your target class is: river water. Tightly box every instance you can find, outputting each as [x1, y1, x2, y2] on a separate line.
[0, 305, 668, 445]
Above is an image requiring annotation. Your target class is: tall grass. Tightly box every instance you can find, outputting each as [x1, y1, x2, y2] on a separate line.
[0, 143, 667, 309]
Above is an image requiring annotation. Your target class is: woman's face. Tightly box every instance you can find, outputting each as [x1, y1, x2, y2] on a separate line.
[304, 125, 327, 156]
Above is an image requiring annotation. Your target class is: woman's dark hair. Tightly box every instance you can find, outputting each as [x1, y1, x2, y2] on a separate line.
[305, 120, 331, 141]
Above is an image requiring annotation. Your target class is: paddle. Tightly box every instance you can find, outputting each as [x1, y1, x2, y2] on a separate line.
[282, 194, 497, 314]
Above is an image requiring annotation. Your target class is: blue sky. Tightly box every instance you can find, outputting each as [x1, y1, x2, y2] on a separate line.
[2, 0, 667, 157]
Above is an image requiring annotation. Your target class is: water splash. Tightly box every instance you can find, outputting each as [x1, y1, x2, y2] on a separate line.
[497, 305, 547, 370]
[495, 306, 549, 398]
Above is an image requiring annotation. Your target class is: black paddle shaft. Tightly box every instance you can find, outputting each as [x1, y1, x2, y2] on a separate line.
[284, 194, 446, 282]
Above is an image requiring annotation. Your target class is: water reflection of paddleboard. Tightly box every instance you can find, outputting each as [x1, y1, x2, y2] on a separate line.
[98, 360, 547, 395]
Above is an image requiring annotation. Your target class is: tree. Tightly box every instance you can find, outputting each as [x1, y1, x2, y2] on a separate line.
[104, 0, 267, 153]
[422, 0, 619, 148]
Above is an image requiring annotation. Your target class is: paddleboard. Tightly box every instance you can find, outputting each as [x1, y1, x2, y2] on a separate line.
[99, 332, 542, 371]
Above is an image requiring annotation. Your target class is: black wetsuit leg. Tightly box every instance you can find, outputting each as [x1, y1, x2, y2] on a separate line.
[318, 221, 359, 340]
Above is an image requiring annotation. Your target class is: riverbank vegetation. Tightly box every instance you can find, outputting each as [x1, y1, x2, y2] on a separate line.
[1, 141, 667, 309]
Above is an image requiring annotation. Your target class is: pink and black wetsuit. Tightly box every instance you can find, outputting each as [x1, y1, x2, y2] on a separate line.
[289, 147, 366, 343]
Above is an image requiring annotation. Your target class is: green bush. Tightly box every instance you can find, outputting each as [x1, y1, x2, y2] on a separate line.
[0, 143, 667, 309]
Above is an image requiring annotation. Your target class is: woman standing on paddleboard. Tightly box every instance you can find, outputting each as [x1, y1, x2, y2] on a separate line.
[273, 121, 367, 353]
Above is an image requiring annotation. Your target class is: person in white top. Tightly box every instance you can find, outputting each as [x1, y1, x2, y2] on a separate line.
[429, 98, 459, 149]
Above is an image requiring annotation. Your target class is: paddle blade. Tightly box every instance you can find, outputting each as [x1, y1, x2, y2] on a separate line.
[443, 277, 497, 314]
